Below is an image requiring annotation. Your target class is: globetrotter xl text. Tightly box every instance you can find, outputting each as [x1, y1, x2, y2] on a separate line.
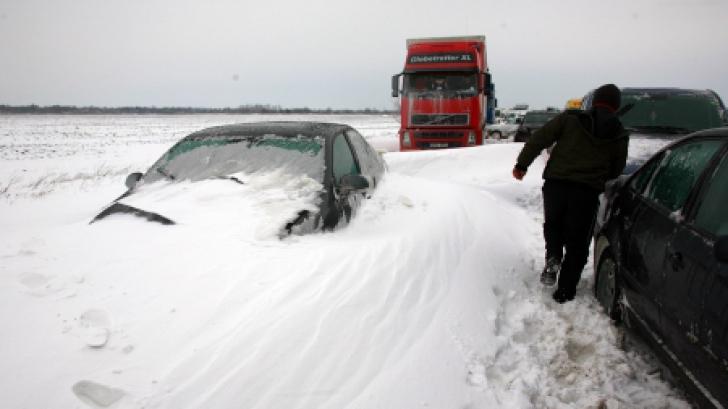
[408, 53, 474, 64]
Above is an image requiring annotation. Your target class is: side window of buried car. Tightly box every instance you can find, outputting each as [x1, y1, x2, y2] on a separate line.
[332, 133, 360, 184]
[345, 129, 384, 182]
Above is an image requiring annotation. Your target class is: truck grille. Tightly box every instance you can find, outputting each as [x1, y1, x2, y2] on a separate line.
[411, 114, 469, 126]
[414, 131, 464, 139]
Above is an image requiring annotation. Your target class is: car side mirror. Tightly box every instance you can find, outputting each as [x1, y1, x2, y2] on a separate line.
[125, 172, 143, 189]
[339, 174, 369, 193]
[716, 236, 728, 263]
[391, 74, 401, 98]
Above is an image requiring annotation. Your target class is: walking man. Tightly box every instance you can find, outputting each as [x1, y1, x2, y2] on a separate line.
[512, 84, 629, 303]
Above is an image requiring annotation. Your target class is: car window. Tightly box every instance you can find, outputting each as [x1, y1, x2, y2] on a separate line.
[144, 134, 326, 184]
[523, 111, 558, 125]
[644, 139, 723, 211]
[332, 134, 360, 183]
[693, 153, 728, 236]
[345, 130, 384, 179]
[629, 154, 663, 193]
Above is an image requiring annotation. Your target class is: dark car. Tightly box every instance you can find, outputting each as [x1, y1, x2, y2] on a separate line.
[593, 127, 728, 408]
[583, 87, 728, 174]
[513, 109, 561, 142]
[582, 87, 726, 136]
[91, 122, 386, 236]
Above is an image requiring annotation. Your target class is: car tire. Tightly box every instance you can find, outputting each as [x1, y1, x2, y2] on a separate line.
[595, 249, 621, 322]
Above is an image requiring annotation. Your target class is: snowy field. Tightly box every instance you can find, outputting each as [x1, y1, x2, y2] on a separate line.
[0, 114, 691, 408]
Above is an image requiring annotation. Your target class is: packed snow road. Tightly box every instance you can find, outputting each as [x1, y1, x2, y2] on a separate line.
[0, 115, 690, 408]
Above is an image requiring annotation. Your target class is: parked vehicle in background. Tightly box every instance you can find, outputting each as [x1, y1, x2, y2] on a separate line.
[391, 36, 495, 150]
[581, 87, 727, 173]
[581, 88, 727, 136]
[513, 109, 561, 142]
[593, 127, 728, 409]
[486, 116, 519, 139]
[511, 103, 529, 113]
[91, 122, 386, 236]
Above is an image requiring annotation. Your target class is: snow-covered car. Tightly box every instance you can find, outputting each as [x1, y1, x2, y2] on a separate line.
[486, 117, 519, 140]
[91, 121, 386, 236]
[593, 127, 728, 408]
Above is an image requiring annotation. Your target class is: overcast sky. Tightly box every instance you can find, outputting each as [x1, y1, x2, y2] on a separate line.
[1, 0, 727, 110]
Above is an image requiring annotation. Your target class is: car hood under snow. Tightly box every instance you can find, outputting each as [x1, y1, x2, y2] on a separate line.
[93, 171, 324, 240]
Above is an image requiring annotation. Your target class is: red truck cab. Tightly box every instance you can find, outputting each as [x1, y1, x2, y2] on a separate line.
[392, 36, 495, 151]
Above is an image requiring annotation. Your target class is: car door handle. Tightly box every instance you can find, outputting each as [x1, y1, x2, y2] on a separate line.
[668, 251, 684, 271]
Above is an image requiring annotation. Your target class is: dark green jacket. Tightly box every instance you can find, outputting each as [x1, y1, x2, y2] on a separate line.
[515, 110, 629, 191]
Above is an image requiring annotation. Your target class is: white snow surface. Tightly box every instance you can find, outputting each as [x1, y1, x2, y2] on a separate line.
[0, 115, 691, 408]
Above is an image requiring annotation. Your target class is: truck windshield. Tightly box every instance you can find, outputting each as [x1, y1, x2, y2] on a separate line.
[620, 90, 723, 134]
[403, 73, 477, 98]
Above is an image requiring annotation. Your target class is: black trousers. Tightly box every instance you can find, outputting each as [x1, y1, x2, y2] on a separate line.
[542, 179, 600, 293]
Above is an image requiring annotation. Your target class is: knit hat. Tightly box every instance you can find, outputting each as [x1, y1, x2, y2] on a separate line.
[593, 84, 621, 112]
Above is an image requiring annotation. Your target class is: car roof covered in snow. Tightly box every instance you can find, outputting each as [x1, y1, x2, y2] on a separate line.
[184, 121, 352, 140]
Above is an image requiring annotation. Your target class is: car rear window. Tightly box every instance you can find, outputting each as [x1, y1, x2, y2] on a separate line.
[621, 91, 724, 133]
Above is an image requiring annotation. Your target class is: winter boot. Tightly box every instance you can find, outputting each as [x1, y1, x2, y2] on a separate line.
[552, 287, 576, 304]
[540, 257, 560, 287]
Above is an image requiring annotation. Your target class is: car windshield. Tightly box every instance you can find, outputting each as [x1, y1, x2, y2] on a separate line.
[620, 90, 723, 133]
[143, 133, 326, 184]
[403, 72, 478, 98]
[523, 111, 558, 125]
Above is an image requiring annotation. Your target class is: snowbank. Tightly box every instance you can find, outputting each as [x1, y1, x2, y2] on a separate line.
[0, 115, 690, 409]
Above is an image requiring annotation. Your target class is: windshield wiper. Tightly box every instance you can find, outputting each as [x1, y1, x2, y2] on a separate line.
[626, 125, 693, 135]
[156, 167, 176, 180]
[616, 103, 635, 117]
[217, 175, 245, 185]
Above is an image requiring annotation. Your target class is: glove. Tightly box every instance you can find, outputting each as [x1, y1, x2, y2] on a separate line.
[512, 167, 526, 181]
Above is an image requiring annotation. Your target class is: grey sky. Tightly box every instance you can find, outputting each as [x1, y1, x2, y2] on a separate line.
[1, 0, 727, 110]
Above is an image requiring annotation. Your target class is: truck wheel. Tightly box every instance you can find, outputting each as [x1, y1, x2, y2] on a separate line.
[595, 250, 621, 322]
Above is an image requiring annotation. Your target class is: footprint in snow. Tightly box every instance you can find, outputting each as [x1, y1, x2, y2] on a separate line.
[466, 360, 487, 387]
[72, 380, 125, 408]
[19, 272, 50, 290]
[79, 309, 111, 348]
[18, 272, 78, 299]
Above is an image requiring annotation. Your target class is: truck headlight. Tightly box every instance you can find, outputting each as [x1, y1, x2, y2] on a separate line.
[468, 131, 476, 145]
